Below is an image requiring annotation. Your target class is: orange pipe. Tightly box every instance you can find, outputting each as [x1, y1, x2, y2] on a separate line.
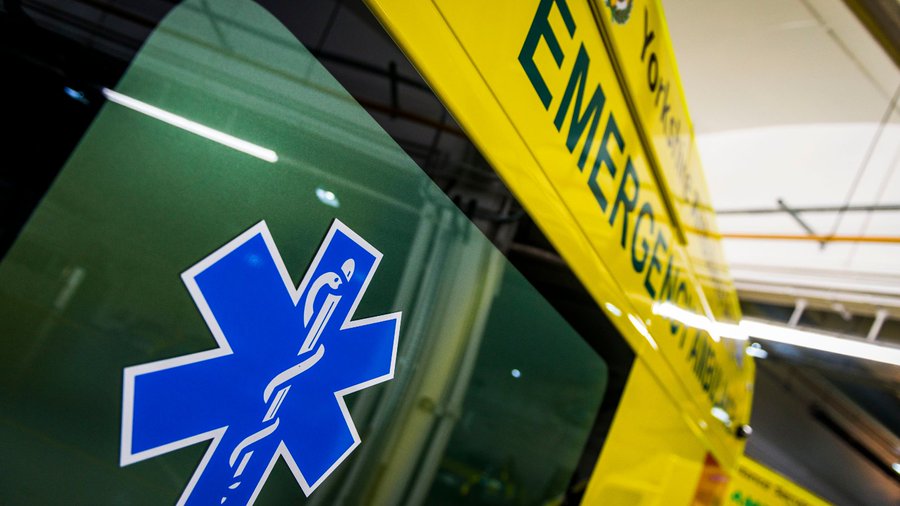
[719, 233, 900, 244]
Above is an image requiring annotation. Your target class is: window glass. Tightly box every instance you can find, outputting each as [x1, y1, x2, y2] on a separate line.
[0, 1, 612, 504]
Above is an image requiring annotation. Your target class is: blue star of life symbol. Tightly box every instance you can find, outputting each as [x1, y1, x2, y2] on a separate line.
[120, 220, 401, 505]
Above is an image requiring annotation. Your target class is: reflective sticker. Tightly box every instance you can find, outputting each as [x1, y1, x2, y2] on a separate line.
[120, 219, 401, 504]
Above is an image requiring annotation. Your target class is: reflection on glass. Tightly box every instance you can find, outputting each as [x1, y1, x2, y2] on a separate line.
[316, 187, 340, 208]
[102, 88, 279, 163]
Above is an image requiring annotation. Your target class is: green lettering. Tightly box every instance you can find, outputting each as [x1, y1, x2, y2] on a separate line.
[644, 228, 668, 298]
[631, 202, 654, 274]
[519, 0, 576, 109]
[588, 114, 623, 211]
[609, 158, 639, 248]
[554, 44, 606, 170]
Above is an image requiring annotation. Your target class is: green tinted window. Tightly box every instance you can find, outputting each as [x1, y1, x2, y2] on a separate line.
[0, 1, 611, 504]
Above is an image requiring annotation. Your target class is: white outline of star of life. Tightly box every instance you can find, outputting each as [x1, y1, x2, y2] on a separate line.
[120, 219, 401, 504]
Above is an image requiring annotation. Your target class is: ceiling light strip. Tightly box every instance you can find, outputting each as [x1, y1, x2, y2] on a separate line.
[741, 319, 900, 367]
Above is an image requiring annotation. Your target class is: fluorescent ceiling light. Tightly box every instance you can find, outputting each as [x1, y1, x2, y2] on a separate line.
[102, 88, 278, 163]
[652, 303, 900, 365]
[741, 319, 900, 367]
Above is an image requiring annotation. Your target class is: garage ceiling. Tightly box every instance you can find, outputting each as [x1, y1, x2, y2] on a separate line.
[666, 0, 899, 282]
[665, 1, 900, 503]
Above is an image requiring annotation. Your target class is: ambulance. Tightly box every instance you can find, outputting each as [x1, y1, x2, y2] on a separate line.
[0, 0, 762, 504]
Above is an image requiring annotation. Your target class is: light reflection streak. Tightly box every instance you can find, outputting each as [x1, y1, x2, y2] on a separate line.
[102, 88, 279, 163]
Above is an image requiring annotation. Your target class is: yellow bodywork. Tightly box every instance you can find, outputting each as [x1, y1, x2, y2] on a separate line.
[725, 458, 832, 506]
[590, 0, 743, 327]
[365, 0, 755, 503]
